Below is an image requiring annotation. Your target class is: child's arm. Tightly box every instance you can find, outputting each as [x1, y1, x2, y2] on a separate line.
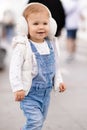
[52, 37, 66, 92]
[54, 69, 66, 92]
[9, 36, 33, 98]
[9, 44, 25, 94]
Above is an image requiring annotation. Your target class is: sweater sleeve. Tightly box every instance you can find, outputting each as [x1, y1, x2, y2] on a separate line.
[9, 44, 25, 92]
[52, 37, 63, 90]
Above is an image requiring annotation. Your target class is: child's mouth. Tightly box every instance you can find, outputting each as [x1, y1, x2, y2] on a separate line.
[37, 32, 45, 34]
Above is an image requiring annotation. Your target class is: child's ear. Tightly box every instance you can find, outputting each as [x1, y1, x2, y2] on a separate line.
[15, 16, 28, 36]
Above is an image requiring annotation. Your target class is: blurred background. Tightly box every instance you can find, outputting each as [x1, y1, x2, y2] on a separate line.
[0, 0, 87, 130]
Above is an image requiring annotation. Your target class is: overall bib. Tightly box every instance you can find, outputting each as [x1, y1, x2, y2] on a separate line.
[20, 39, 55, 130]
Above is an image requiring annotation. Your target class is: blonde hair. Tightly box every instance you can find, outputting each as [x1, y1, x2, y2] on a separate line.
[23, 3, 51, 21]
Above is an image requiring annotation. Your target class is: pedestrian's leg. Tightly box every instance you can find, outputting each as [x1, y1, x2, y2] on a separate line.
[66, 38, 76, 54]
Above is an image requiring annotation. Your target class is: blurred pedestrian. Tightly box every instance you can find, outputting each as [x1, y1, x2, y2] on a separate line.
[0, 22, 7, 70]
[3, 9, 16, 43]
[27, 0, 66, 37]
[9, 3, 66, 130]
[62, 0, 85, 62]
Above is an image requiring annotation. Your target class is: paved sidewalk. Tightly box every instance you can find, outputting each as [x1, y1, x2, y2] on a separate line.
[0, 33, 87, 130]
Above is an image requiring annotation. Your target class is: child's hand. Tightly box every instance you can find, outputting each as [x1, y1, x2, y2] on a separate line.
[14, 90, 25, 101]
[59, 83, 66, 92]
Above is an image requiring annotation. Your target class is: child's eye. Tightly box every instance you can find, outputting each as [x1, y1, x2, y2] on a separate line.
[33, 23, 39, 25]
[44, 22, 48, 25]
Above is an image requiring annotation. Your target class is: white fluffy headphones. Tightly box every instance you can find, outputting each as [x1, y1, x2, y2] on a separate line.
[15, 3, 57, 38]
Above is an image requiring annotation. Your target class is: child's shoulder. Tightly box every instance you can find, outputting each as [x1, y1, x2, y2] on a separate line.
[49, 37, 60, 56]
[48, 37, 59, 47]
[12, 35, 29, 48]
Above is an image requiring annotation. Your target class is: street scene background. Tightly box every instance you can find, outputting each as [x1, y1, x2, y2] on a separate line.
[0, 0, 87, 130]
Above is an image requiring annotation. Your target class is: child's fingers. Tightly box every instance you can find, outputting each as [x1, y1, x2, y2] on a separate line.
[59, 85, 66, 92]
[15, 94, 25, 101]
[14, 90, 25, 101]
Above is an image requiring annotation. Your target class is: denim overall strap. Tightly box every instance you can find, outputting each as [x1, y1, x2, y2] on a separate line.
[30, 41, 40, 56]
[29, 39, 55, 88]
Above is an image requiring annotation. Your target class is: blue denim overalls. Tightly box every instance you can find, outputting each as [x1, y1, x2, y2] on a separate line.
[20, 39, 55, 130]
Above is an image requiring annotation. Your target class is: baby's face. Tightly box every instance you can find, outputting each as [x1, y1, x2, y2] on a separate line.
[27, 12, 50, 43]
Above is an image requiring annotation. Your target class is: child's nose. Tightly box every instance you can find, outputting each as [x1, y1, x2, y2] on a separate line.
[39, 24, 44, 29]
